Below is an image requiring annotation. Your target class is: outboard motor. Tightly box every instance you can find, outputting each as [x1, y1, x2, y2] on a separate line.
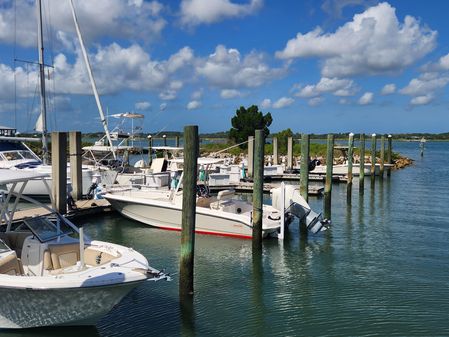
[271, 184, 330, 234]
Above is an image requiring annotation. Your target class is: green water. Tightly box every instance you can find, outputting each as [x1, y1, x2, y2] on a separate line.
[2, 141, 448, 337]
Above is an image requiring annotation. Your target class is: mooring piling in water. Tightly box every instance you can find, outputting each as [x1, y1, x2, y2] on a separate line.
[387, 134, 392, 177]
[300, 134, 310, 203]
[69, 131, 82, 201]
[163, 134, 167, 146]
[175, 135, 180, 148]
[51, 132, 67, 215]
[287, 137, 293, 171]
[252, 130, 264, 250]
[179, 125, 198, 298]
[273, 137, 278, 165]
[324, 134, 334, 219]
[380, 135, 385, 178]
[247, 136, 254, 178]
[370, 133, 377, 181]
[359, 133, 365, 193]
[347, 133, 354, 203]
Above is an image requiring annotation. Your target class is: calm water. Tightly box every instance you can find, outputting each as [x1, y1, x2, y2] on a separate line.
[3, 141, 449, 337]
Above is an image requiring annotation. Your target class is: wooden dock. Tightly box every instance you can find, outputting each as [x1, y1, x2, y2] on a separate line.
[208, 182, 324, 196]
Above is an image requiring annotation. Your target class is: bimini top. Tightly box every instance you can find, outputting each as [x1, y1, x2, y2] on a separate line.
[0, 169, 49, 186]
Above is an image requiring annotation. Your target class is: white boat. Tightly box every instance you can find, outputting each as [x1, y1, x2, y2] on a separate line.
[103, 181, 328, 239]
[0, 170, 169, 328]
[0, 127, 117, 197]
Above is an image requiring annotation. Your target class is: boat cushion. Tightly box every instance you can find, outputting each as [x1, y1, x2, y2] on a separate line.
[0, 252, 22, 275]
[48, 243, 80, 269]
[84, 247, 118, 266]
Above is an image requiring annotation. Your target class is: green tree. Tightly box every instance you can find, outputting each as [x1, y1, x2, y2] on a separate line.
[229, 105, 272, 147]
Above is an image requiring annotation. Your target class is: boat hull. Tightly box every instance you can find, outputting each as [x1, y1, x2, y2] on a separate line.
[0, 282, 140, 329]
[106, 196, 276, 239]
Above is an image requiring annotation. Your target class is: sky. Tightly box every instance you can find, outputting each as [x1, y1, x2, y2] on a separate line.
[1, 0, 449, 135]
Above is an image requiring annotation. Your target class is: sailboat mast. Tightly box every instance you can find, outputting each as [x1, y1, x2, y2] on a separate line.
[69, 0, 116, 160]
[37, 0, 49, 164]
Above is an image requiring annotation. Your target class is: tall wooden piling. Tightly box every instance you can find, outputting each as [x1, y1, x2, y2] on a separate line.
[175, 135, 180, 147]
[179, 125, 199, 298]
[324, 134, 334, 220]
[68, 131, 82, 201]
[287, 137, 293, 171]
[370, 133, 376, 180]
[347, 133, 354, 203]
[300, 134, 309, 203]
[163, 134, 167, 146]
[51, 132, 67, 214]
[380, 135, 385, 178]
[273, 137, 278, 165]
[359, 133, 365, 192]
[247, 136, 254, 178]
[252, 130, 264, 250]
[387, 134, 392, 177]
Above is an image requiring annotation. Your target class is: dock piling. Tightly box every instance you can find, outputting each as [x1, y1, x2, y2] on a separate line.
[387, 135, 392, 177]
[252, 130, 264, 250]
[324, 134, 334, 219]
[69, 131, 82, 201]
[287, 137, 293, 171]
[370, 133, 376, 182]
[359, 133, 365, 193]
[179, 125, 199, 298]
[273, 137, 278, 165]
[247, 136, 254, 178]
[51, 132, 67, 214]
[163, 134, 167, 146]
[300, 134, 310, 234]
[347, 133, 354, 203]
[380, 135, 385, 178]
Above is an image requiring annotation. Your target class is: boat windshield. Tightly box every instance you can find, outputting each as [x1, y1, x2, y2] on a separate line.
[22, 214, 74, 243]
[0, 151, 35, 161]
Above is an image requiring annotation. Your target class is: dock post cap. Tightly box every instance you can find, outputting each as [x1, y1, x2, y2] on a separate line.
[388, 134, 392, 138]
[371, 133, 376, 137]
[147, 134, 152, 139]
[349, 132, 354, 137]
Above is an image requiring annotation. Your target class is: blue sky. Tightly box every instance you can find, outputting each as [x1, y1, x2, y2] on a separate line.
[1, 0, 449, 134]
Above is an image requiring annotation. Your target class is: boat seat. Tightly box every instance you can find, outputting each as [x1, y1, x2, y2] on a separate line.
[0, 252, 23, 275]
[84, 247, 118, 266]
[48, 243, 80, 270]
[196, 196, 216, 208]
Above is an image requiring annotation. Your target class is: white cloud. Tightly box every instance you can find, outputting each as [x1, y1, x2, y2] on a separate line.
[358, 92, 373, 105]
[308, 97, 323, 106]
[135, 101, 151, 110]
[422, 53, 449, 73]
[276, 2, 436, 77]
[187, 100, 201, 110]
[260, 98, 271, 109]
[400, 75, 449, 96]
[191, 89, 204, 100]
[0, 0, 167, 48]
[196, 45, 286, 89]
[410, 94, 433, 105]
[160, 103, 167, 111]
[179, 0, 262, 27]
[381, 83, 396, 95]
[272, 97, 294, 109]
[220, 89, 241, 99]
[295, 77, 357, 98]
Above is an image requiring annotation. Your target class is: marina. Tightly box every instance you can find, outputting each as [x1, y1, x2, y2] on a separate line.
[0, 140, 444, 336]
